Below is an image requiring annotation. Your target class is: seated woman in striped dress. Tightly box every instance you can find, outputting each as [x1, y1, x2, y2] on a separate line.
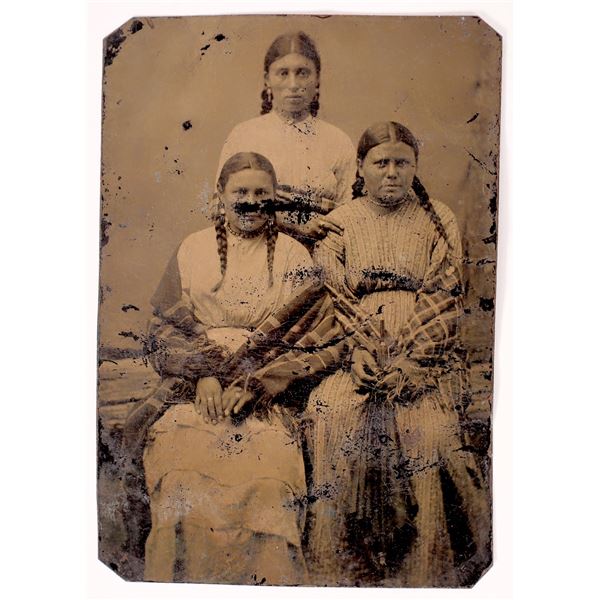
[303, 122, 491, 587]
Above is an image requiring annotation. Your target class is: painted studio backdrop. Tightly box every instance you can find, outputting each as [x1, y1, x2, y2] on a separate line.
[98, 15, 500, 588]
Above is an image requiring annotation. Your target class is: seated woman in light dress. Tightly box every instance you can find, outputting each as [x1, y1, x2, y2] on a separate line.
[303, 122, 491, 587]
[217, 31, 356, 247]
[141, 152, 344, 584]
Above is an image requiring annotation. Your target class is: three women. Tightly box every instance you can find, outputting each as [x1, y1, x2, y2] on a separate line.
[136, 30, 490, 587]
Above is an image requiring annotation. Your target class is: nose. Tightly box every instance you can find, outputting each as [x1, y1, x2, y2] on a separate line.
[287, 73, 300, 90]
[385, 163, 399, 178]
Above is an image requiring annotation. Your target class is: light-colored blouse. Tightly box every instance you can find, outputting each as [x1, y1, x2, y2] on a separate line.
[177, 226, 314, 352]
[217, 111, 356, 212]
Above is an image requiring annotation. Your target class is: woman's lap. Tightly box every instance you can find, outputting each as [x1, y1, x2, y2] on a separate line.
[144, 404, 307, 550]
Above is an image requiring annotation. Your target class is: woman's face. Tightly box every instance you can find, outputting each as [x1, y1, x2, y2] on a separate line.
[266, 53, 318, 118]
[220, 169, 274, 233]
[358, 141, 417, 206]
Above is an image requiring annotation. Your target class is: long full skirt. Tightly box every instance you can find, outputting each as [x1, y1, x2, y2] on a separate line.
[303, 370, 491, 587]
[143, 403, 307, 585]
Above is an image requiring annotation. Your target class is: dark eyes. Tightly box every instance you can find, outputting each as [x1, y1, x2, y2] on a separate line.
[276, 68, 311, 77]
[375, 159, 411, 168]
[232, 188, 268, 196]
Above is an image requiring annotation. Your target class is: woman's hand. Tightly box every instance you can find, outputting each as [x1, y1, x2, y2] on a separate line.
[277, 215, 343, 241]
[222, 385, 255, 416]
[350, 347, 380, 389]
[195, 377, 224, 424]
[380, 367, 406, 392]
[304, 215, 344, 239]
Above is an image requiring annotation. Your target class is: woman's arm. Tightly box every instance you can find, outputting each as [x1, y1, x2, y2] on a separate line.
[333, 132, 358, 207]
[220, 244, 348, 412]
[146, 244, 229, 380]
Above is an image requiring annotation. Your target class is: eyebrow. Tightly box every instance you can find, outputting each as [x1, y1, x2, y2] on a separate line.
[231, 186, 270, 193]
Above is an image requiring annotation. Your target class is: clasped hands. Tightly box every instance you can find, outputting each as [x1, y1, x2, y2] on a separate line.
[350, 346, 406, 394]
[195, 376, 254, 424]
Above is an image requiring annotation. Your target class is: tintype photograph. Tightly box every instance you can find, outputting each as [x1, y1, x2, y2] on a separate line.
[97, 14, 500, 587]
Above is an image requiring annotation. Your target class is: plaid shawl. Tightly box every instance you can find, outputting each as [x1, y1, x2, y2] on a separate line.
[389, 232, 467, 399]
[122, 252, 345, 454]
[321, 213, 467, 401]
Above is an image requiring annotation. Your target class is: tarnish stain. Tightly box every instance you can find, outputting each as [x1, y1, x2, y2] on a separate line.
[101, 209, 112, 249]
[465, 148, 497, 176]
[479, 297, 494, 312]
[130, 20, 144, 34]
[104, 28, 126, 68]
[122, 304, 141, 312]
[199, 33, 228, 57]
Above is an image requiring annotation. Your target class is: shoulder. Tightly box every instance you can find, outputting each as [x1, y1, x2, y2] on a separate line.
[327, 198, 363, 223]
[276, 232, 313, 263]
[314, 118, 354, 148]
[177, 226, 217, 259]
[429, 199, 459, 230]
[225, 114, 272, 138]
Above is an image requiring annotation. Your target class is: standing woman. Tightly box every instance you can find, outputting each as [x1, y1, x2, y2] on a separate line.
[217, 31, 355, 247]
[141, 152, 343, 584]
[304, 122, 491, 586]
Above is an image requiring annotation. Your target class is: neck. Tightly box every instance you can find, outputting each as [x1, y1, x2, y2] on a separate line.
[362, 193, 410, 216]
[226, 221, 265, 239]
[273, 106, 311, 125]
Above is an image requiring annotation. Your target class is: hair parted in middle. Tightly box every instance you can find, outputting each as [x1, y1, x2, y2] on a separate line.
[352, 121, 450, 246]
[260, 31, 321, 117]
[213, 152, 279, 292]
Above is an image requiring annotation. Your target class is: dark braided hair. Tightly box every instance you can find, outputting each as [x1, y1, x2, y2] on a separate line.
[260, 31, 321, 117]
[265, 216, 279, 287]
[212, 152, 278, 292]
[353, 121, 450, 246]
[212, 200, 228, 292]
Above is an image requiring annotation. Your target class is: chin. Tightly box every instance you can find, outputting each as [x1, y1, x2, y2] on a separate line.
[283, 101, 308, 113]
[378, 194, 405, 205]
[239, 219, 266, 232]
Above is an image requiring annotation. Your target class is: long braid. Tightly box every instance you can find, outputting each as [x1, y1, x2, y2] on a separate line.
[411, 175, 451, 248]
[260, 85, 272, 115]
[265, 216, 278, 287]
[309, 86, 320, 117]
[211, 202, 228, 292]
[352, 170, 365, 199]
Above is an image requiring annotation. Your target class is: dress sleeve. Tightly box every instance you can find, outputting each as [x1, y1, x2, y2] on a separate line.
[146, 242, 228, 380]
[332, 133, 356, 207]
[312, 228, 375, 354]
[282, 239, 319, 292]
[313, 229, 354, 300]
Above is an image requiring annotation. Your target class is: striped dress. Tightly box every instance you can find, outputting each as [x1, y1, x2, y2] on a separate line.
[303, 193, 491, 587]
